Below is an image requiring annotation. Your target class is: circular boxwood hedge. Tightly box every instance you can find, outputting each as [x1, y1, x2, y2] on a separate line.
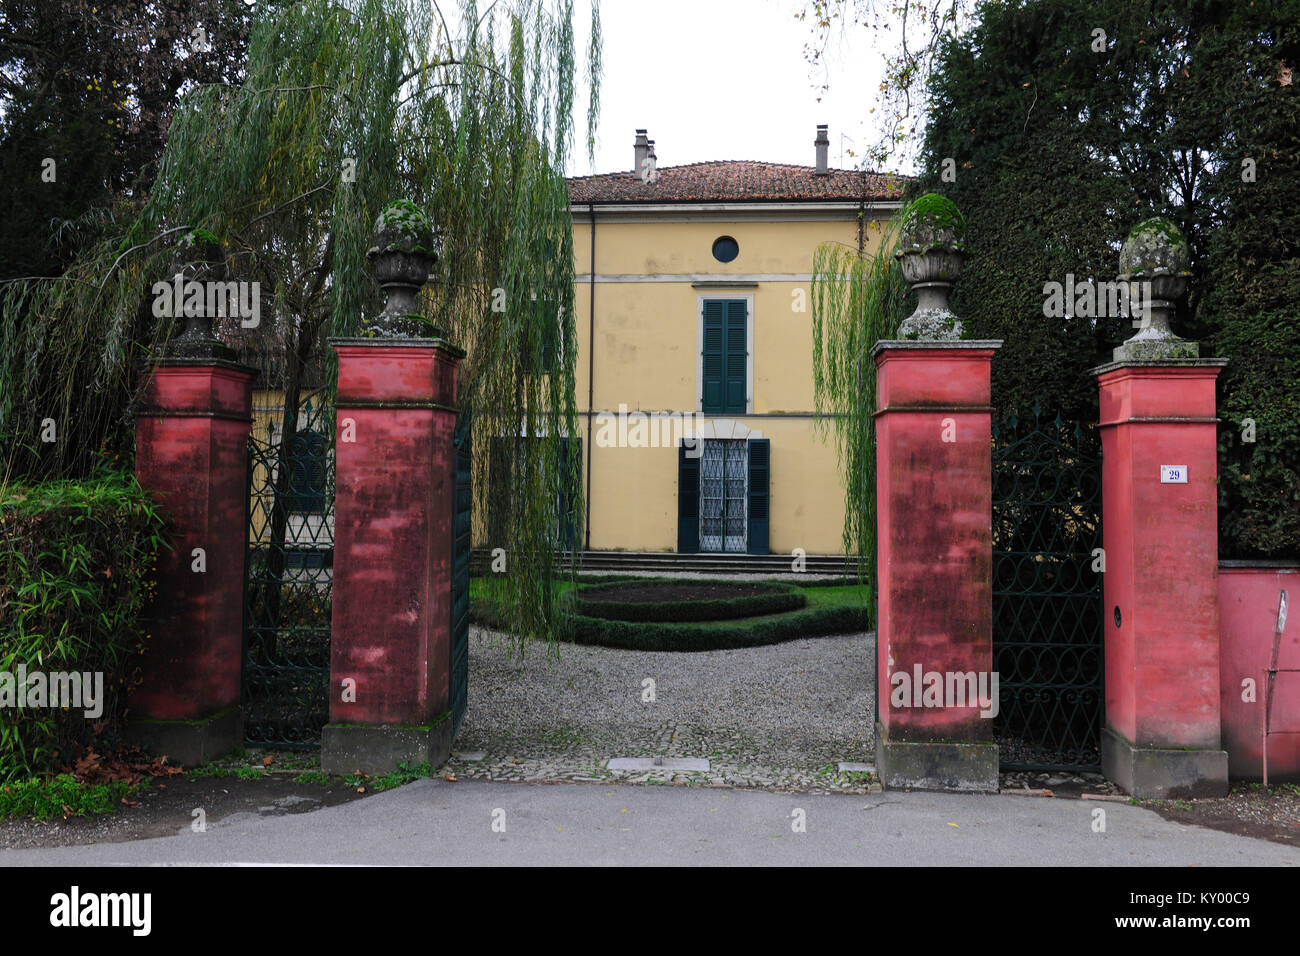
[570, 579, 806, 622]
[557, 604, 872, 652]
[470, 576, 872, 652]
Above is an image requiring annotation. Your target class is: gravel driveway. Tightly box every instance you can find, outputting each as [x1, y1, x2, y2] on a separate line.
[451, 625, 880, 792]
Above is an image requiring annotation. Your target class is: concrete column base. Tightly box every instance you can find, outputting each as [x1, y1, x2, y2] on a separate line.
[1101, 727, 1229, 798]
[875, 723, 999, 792]
[126, 707, 242, 767]
[321, 718, 452, 776]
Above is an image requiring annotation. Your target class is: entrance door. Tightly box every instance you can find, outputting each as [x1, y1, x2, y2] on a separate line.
[699, 439, 747, 552]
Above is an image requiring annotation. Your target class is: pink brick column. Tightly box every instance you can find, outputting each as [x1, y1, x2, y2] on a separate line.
[131, 358, 254, 764]
[873, 340, 1002, 791]
[1094, 360, 1230, 796]
[321, 338, 464, 775]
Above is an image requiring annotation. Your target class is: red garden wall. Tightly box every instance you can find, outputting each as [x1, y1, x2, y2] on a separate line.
[1218, 563, 1300, 781]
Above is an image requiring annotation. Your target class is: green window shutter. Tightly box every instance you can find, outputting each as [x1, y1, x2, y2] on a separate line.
[702, 299, 747, 414]
[724, 299, 747, 413]
[701, 301, 724, 412]
[677, 441, 700, 553]
[557, 437, 580, 551]
[746, 438, 769, 554]
[539, 297, 558, 374]
[521, 297, 559, 374]
[488, 437, 510, 549]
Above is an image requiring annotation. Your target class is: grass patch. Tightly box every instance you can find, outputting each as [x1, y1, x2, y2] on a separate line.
[345, 761, 434, 793]
[0, 774, 148, 821]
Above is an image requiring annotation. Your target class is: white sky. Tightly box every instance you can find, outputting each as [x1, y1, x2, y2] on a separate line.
[567, 0, 906, 177]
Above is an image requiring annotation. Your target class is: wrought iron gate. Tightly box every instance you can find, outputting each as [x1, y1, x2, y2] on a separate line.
[991, 404, 1104, 771]
[241, 401, 334, 748]
[449, 415, 472, 736]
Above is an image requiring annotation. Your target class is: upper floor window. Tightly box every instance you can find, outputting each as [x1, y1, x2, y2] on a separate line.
[701, 298, 748, 415]
[712, 236, 739, 263]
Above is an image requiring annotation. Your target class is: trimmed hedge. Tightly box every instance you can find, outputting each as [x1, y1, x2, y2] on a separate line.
[571, 579, 806, 622]
[471, 596, 872, 651]
[558, 605, 872, 651]
[0, 471, 166, 782]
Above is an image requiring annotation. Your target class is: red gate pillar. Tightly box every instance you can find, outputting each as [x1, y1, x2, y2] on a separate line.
[1092, 219, 1229, 797]
[132, 354, 254, 765]
[321, 200, 465, 775]
[322, 339, 463, 775]
[873, 196, 1000, 791]
[874, 341, 1002, 790]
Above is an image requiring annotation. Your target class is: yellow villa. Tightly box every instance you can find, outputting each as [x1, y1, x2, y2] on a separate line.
[564, 127, 905, 559]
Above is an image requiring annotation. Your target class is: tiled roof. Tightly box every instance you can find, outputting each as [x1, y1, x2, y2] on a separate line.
[567, 160, 908, 204]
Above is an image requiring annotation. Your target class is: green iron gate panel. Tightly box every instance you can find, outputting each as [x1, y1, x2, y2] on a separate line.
[991, 404, 1104, 772]
[449, 415, 472, 737]
[241, 403, 334, 749]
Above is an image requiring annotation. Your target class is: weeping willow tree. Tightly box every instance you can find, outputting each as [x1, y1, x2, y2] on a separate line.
[809, 204, 914, 621]
[0, 0, 600, 645]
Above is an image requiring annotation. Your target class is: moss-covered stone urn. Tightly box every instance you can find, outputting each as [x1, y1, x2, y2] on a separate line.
[165, 228, 236, 360]
[894, 194, 967, 340]
[1113, 216, 1197, 361]
[364, 199, 441, 337]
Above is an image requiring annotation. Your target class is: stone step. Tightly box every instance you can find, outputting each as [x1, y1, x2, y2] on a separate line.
[470, 549, 856, 576]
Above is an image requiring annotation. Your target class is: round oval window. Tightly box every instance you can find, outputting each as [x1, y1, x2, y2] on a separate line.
[712, 236, 739, 263]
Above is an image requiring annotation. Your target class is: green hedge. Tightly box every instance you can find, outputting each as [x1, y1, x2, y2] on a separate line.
[914, 0, 1300, 559]
[570, 579, 806, 622]
[0, 471, 166, 782]
[559, 605, 872, 651]
[472, 598, 872, 652]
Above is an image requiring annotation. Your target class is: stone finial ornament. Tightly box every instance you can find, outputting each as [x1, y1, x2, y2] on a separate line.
[1113, 216, 1197, 361]
[365, 199, 441, 337]
[165, 228, 236, 361]
[894, 194, 968, 340]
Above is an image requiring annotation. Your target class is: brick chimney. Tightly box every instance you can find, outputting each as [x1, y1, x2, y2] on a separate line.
[814, 125, 829, 175]
[634, 129, 649, 173]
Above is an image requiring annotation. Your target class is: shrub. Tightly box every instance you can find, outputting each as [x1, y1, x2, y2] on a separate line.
[558, 605, 873, 652]
[472, 594, 871, 652]
[570, 579, 806, 622]
[0, 470, 166, 782]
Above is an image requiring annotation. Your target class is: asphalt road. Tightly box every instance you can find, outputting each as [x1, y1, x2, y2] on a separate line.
[2, 779, 1297, 866]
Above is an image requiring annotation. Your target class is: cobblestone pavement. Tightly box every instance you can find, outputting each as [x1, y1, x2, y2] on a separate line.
[452, 626, 884, 794]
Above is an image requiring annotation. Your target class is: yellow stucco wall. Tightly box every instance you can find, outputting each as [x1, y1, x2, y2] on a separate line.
[559, 210, 892, 555]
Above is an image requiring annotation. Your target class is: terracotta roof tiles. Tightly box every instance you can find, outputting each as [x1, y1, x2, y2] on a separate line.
[567, 160, 907, 204]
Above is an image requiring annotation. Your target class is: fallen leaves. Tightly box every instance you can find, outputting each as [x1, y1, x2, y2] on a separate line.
[63, 745, 184, 787]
